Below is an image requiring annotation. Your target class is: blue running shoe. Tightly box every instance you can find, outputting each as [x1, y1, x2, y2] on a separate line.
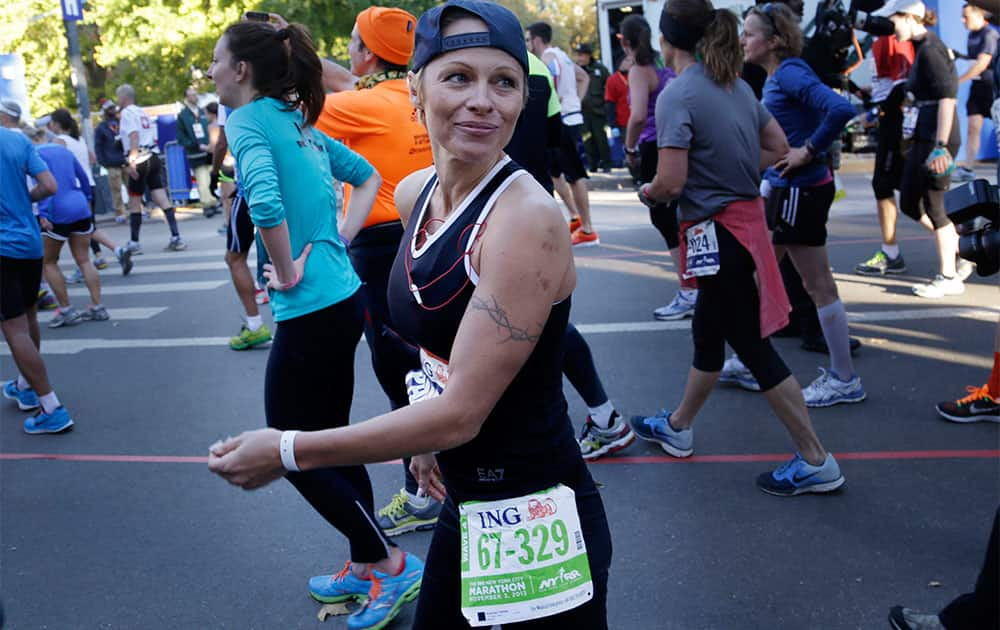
[23, 406, 74, 434]
[628, 411, 693, 458]
[3, 380, 39, 411]
[309, 561, 372, 603]
[347, 552, 423, 630]
[756, 452, 845, 496]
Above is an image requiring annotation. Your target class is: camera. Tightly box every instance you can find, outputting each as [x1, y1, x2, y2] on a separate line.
[804, 0, 896, 89]
[945, 179, 1000, 277]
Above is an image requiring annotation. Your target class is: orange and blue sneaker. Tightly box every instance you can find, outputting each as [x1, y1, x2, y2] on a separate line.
[309, 561, 373, 604]
[347, 552, 423, 630]
[936, 384, 999, 424]
[571, 227, 600, 248]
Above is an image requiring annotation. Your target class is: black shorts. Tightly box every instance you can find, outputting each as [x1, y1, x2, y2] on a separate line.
[767, 181, 835, 247]
[967, 80, 995, 118]
[126, 153, 165, 196]
[43, 217, 94, 241]
[226, 189, 255, 254]
[899, 138, 958, 229]
[548, 123, 589, 184]
[0, 256, 43, 321]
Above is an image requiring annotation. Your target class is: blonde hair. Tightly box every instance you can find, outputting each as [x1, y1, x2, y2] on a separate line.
[665, 0, 743, 86]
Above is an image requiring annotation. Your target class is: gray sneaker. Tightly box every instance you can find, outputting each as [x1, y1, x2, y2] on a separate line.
[48, 306, 83, 328]
[719, 355, 761, 392]
[115, 246, 133, 276]
[166, 236, 187, 251]
[578, 411, 635, 461]
[951, 166, 976, 183]
[126, 240, 143, 256]
[376, 489, 441, 537]
[65, 268, 84, 284]
[81, 305, 109, 322]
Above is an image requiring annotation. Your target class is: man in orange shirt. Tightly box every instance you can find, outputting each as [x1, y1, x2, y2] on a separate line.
[314, 7, 438, 537]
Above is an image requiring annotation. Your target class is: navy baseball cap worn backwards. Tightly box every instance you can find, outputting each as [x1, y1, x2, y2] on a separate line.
[411, 0, 529, 76]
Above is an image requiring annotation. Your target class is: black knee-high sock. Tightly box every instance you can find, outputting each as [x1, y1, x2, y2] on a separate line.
[90, 239, 101, 255]
[129, 213, 142, 242]
[162, 207, 179, 237]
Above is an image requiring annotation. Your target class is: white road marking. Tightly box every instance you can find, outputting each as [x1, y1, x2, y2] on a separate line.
[4, 307, 996, 355]
[66, 281, 228, 296]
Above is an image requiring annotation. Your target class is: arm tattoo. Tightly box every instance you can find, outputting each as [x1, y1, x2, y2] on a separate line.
[470, 295, 542, 344]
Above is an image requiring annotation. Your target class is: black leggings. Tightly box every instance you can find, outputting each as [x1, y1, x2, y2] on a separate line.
[411, 464, 612, 629]
[264, 291, 395, 563]
[563, 323, 608, 408]
[640, 140, 680, 250]
[349, 223, 422, 495]
[938, 508, 999, 629]
[691, 223, 790, 392]
[899, 138, 958, 230]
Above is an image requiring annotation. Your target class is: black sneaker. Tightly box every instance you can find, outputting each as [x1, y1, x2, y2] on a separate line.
[800, 335, 862, 356]
[855, 250, 906, 276]
[935, 385, 999, 423]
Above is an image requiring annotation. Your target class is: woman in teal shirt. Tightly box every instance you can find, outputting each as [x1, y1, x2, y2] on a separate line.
[208, 19, 423, 630]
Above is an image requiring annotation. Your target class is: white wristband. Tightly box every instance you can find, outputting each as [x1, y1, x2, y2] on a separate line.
[279, 430, 300, 472]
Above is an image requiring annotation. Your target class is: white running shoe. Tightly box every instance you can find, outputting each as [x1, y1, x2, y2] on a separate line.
[912, 275, 964, 298]
[653, 289, 697, 321]
[718, 355, 761, 392]
[802, 368, 867, 408]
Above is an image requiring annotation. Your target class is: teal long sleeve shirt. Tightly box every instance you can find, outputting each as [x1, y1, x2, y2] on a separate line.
[227, 97, 372, 322]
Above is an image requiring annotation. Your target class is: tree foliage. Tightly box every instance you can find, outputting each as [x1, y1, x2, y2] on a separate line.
[1, 0, 598, 117]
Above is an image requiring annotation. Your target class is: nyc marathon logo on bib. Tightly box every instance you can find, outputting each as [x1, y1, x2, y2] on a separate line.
[459, 484, 592, 626]
[685, 219, 720, 278]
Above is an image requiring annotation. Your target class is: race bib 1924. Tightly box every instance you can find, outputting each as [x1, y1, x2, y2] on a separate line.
[459, 484, 592, 627]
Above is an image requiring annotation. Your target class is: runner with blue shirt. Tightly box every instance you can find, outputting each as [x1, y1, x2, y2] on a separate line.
[28, 128, 111, 327]
[721, 2, 865, 407]
[206, 18, 422, 630]
[0, 126, 75, 434]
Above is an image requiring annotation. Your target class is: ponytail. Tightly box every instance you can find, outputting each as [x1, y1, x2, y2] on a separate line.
[620, 14, 656, 67]
[663, 0, 742, 86]
[222, 22, 325, 126]
[922, 9, 938, 27]
[50, 108, 80, 139]
[697, 9, 741, 86]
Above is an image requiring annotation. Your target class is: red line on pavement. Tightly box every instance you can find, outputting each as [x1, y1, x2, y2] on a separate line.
[1, 449, 997, 464]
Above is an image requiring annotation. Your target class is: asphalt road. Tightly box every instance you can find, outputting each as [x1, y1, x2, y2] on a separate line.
[1, 167, 998, 630]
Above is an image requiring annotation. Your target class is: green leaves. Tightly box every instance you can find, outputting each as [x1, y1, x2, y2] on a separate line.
[4, 0, 597, 117]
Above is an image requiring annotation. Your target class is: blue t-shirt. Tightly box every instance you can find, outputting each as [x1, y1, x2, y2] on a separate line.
[968, 25, 999, 88]
[36, 143, 92, 225]
[227, 98, 371, 322]
[1, 128, 47, 259]
[763, 58, 854, 188]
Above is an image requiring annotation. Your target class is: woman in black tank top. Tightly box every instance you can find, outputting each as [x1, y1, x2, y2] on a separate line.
[210, 2, 611, 628]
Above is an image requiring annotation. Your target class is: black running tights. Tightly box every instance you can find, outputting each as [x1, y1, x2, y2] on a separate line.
[264, 291, 395, 563]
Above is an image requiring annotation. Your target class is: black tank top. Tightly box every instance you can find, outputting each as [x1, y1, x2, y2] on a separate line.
[387, 157, 580, 502]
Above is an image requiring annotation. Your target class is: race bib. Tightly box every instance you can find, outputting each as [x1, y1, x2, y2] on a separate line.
[404, 348, 449, 405]
[193, 122, 206, 140]
[684, 219, 720, 278]
[901, 105, 917, 141]
[459, 484, 592, 627]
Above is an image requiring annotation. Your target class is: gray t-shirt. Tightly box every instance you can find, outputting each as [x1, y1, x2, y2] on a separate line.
[655, 63, 772, 222]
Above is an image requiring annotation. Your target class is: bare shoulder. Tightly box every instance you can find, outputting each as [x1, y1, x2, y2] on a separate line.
[488, 173, 569, 253]
[395, 165, 436, 228]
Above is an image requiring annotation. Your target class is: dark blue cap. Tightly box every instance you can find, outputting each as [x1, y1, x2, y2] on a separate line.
[411, 0, 529, 76]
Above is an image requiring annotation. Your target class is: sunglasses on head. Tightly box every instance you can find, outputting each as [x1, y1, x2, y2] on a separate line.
[745, 2, 783, 40]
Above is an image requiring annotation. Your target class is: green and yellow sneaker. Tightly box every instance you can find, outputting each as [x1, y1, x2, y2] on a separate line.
[229, 324, 272, 351]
